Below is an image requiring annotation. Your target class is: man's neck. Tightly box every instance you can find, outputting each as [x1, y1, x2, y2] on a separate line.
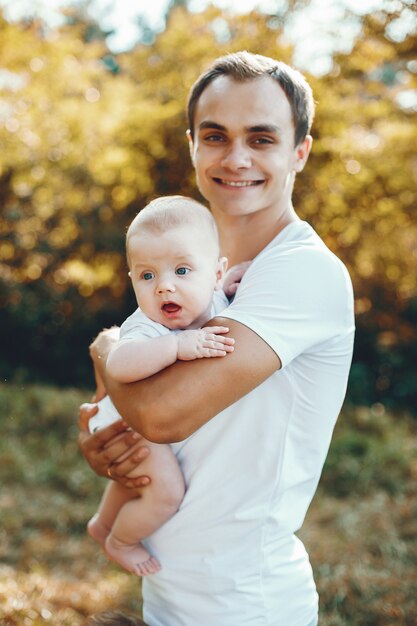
[216, 207, 300, 266]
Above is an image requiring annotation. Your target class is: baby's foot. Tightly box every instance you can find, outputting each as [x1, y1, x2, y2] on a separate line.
[105, 535, 161, 577]
[87, 514, 111, 546]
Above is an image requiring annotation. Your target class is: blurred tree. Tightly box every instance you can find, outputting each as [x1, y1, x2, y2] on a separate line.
[295, 4, 417, 409]
[0, 12, 140, 383]
[0, 3, 416, 409]
[0, 5, 295, 385]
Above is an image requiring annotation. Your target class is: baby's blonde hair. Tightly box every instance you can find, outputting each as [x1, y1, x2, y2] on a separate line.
[126, 195, 220, 265]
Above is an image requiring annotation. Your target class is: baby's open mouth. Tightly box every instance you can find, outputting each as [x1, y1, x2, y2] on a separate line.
[162, 303, 181, 314]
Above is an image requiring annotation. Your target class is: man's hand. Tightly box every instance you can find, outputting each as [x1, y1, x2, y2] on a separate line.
[223, 261, 252, 297]
[177, 326, 235, 360]
[78, 397, 151, 488]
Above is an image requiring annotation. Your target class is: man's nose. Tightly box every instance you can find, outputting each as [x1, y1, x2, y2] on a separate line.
[220, 141, 251, 170]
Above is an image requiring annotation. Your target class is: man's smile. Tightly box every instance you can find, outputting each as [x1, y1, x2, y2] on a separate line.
[213, 178, 264, 188]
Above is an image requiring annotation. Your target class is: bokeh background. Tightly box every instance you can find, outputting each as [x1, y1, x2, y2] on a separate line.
[0, 1, 416, 624]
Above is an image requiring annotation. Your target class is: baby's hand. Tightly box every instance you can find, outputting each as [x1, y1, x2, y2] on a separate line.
[177, 327, 235, 360]
[223, 261, 252, 297]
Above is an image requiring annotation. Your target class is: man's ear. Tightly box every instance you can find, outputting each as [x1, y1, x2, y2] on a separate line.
[293, 135, 313, 173]
[186, 129, 195, 166]
[215, 256, 228, 290]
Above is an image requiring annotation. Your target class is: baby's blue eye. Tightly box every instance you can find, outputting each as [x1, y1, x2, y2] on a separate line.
[143, 272, 154, 280]
[176, 267, 190, 275]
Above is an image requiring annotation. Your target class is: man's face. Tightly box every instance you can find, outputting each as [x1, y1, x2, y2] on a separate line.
[188, 76, 311, 223]
[128, 225, 225, 330]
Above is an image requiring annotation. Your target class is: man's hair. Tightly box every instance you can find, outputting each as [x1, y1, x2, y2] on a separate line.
[187, 50, 315, 146]
[126, 195, 220, 263]
[85, 610, 147, 626]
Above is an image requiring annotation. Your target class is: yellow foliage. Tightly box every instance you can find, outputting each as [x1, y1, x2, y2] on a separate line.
[0, 2, 416, 327]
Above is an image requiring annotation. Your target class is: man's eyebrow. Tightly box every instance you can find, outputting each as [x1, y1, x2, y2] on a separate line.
[198, 121, 282, 134]
[245, 124, 281, 134]
[198, 121, 226, 131]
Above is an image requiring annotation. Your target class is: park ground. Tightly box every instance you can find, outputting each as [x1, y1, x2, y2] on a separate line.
[0, 383, 416, 625]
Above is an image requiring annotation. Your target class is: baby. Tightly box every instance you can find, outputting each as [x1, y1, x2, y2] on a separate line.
[87, 195, 241, 577]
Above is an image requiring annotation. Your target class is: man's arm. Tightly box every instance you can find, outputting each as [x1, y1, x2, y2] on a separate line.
[92, 317, 281, 444]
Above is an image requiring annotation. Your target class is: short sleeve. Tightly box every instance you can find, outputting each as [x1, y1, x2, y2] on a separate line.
[119, 308, 169, 342]
[220, 243, 354, 368]
[211, 289, 229, 316]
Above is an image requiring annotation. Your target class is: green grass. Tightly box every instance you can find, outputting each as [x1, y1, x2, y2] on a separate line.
[0, 383, 142, 626]
[0, 383, 416, 625]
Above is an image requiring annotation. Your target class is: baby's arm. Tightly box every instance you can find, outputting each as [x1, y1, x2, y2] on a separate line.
[107, 334, 178, 383]
[107, 327, 234, 383]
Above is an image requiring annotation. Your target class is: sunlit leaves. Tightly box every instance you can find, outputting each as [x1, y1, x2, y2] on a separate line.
[0, 3, 416, 402]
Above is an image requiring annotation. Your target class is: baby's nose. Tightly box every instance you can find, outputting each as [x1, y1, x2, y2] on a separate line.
[157, 278, 175, 293]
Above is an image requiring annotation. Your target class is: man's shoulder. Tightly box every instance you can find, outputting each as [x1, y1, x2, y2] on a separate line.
[235, 222, 353, 317]
[260, 221, 350, 282]
[256, 222, 344, 270]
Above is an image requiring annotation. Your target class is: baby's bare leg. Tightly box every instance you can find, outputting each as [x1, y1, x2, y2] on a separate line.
[88, 481, 135, 545]
[104, 441, 185, 577]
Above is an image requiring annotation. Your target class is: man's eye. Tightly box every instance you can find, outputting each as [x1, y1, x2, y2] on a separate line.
[176, 267, 190, 275]
[142, 272, 154, 280]
[205, 134, 225, 142]
[253, 137, 273, 145]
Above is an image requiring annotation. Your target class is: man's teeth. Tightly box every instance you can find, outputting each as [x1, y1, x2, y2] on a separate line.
[221, 179, 257, 187]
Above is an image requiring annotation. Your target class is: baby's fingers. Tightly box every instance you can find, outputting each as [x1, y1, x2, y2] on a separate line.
[203, 339, 235, 356]
[202, 325, 230, 335]
[205, 332, 234, 346]
[203, 347, 228, 357]
[219, 335, 235, 346]
[225, 282, 239, 296]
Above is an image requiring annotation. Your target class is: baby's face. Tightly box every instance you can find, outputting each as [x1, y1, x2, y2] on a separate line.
[128, 224, 224, 330]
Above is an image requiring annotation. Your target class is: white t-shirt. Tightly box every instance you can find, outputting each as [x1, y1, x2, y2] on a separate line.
[88, 290, 229, 433]
[142, 221, 355, 626]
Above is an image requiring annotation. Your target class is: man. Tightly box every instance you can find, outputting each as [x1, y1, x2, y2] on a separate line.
[79, 51, 355, 626]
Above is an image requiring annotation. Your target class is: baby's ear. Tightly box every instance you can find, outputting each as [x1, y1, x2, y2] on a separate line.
[215, 256, 228, 289]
